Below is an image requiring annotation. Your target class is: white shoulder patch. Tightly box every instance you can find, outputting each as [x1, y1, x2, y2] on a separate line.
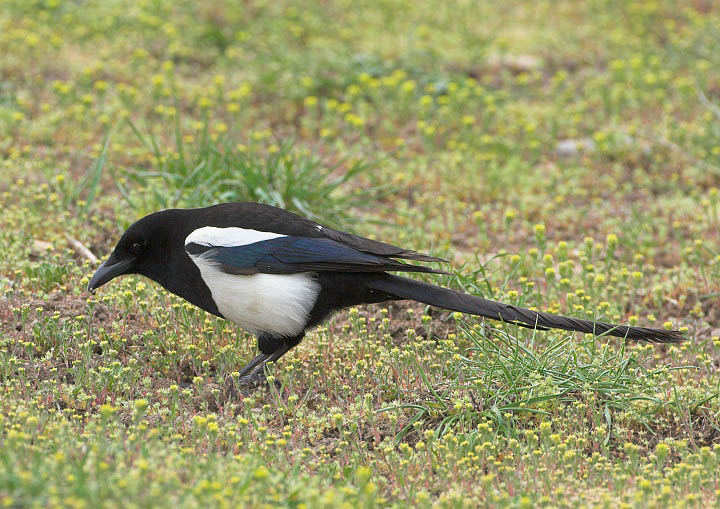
[185, 226, 286, 248]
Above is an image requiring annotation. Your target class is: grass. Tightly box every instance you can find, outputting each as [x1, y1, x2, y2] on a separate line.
[121, 116, 384, 227]
[1, 0, 720, 507]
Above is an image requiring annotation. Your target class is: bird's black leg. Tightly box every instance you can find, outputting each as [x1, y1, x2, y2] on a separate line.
[235, 352, 274, 378]
[233, 334, 283, 378]
[234, 333, 305, 386]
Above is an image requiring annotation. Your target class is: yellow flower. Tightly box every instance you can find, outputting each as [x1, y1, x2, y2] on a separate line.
[99, 404, 116, 419]
[344, 113, 364, 127]
[229, 84, 251, 99]
[401, 80, 416, 93]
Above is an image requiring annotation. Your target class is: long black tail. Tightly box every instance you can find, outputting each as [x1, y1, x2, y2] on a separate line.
[367, 274, 684, 343]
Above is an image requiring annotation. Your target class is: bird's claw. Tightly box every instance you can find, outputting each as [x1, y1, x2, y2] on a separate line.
[224, 369, 281, 397]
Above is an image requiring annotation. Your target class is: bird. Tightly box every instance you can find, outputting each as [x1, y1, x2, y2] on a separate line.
[88, 202, 684, 383]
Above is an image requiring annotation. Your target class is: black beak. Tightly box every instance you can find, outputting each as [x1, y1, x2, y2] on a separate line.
[88, 256, 135, 292]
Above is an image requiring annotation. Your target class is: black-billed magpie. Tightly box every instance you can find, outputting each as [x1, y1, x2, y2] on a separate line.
[88, 203, 684, 382]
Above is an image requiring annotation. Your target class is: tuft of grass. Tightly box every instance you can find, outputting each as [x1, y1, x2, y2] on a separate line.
[119, 116, 386, 228]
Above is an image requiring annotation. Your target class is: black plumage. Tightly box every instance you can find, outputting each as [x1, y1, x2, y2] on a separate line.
[186, 236, 448, 275]
[88, 202, 684, 382]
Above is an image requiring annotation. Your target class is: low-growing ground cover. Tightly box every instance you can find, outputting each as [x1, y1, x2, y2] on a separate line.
[1, 0, 720, 507]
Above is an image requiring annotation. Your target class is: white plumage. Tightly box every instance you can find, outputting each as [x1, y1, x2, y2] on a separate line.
[185, 227, 321, 337]
[185, 226, 286, 247]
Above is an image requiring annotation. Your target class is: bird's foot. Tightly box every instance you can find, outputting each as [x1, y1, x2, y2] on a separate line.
[224, 366, 282, 397]
[221, 342, 292, 397]
[235, 368, 267, 387]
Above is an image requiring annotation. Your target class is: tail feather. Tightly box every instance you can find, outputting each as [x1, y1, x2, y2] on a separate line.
[367, 274, 684, 344]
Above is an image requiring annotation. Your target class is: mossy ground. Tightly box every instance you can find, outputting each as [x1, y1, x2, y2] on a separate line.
[1, 0, 720, 507]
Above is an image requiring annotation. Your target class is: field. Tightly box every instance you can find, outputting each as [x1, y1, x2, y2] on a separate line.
[1, 0, 720, 507]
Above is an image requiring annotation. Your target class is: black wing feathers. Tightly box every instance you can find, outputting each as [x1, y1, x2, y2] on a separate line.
[194, 203, 445, 262]
[320, 226, 446, 262]
[188, 236, 449, 275]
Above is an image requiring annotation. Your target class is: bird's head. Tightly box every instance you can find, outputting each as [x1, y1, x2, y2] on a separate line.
[88, 210, 182, 293]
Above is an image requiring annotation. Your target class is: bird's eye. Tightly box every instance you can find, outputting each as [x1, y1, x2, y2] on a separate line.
[129, 241, 143, 255]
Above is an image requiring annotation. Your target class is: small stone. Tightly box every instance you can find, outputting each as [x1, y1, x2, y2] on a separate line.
[32, 240, 53, 252]
[486, 54, 543, 73]
[556, 138, 596, 157]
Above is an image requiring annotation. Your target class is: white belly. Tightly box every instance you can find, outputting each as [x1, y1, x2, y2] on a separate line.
[188, 254, 321, 337]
